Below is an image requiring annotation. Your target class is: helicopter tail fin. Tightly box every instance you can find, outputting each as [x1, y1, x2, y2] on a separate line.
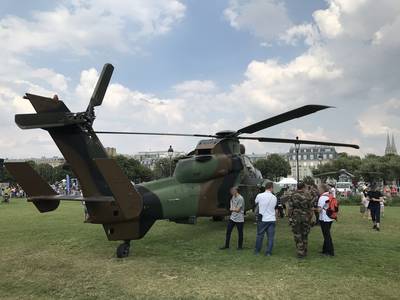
[93, 158, 143, 220]
[4, 162, 59, 212]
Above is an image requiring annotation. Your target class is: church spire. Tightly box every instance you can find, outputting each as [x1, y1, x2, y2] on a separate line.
[385, 133, 392, 155]
[391, 134, 397, 154]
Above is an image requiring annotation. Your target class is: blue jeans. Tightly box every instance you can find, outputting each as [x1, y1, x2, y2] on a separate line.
[255, 221, 276, 255]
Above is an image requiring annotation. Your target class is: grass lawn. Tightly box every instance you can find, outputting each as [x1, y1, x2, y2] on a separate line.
[0, 200, 399, 300]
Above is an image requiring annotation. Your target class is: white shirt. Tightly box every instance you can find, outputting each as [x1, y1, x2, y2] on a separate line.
[255, 190, 277, 222]
[318, 192, 333, 222]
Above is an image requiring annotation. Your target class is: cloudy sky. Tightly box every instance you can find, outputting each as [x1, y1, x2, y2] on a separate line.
[0, 0, 399, 158]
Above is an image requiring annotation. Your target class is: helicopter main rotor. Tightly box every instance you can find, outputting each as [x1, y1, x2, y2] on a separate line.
[95, 101, 359, 149]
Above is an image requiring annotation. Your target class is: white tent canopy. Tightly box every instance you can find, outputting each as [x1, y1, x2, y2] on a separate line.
[277, 177, 297, 185]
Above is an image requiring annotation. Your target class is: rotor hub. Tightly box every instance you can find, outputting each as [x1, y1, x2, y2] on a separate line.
[215, 130, 236, 138]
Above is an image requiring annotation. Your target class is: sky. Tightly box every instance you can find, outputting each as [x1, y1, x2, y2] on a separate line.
[0, 0, 399, 159]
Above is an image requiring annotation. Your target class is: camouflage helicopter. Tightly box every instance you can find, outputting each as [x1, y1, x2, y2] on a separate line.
[5, 64, 359, 258]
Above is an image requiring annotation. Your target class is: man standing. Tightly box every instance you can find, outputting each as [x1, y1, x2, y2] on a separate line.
[287, 182, 314, 258]
[317, 184, 334, 256]
[220, 187, 245, 250]
[254, 181, 277, 256]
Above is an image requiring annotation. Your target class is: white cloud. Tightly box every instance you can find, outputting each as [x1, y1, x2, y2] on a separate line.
[280, 23, 319, 46]
[290, 127, 328, 141]
[173, 80, 217, 95]
[224, 0, 292, 41]
[357, 99, 400, 137]
[313, 1, 343, 38]
[0, 0, 186, 55]
[0, 0, 186, 158]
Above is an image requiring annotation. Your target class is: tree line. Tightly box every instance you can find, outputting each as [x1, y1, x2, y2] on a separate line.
[2, 152, 398, 186]
[0, 155, 180, 184]
[312, 153, 400, 183]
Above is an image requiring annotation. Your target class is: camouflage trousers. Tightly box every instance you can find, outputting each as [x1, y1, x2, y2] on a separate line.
[291, 221, 311, 257]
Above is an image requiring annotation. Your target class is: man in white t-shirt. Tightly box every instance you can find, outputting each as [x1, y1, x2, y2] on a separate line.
[254, 181, 277, 256]
[317, 184, 334, 256]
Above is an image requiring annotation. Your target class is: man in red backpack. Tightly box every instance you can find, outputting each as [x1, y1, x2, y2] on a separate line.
[317, 184, 334, 256]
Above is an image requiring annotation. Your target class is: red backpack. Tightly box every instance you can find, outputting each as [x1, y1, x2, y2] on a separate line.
[326, 194, 339, 220]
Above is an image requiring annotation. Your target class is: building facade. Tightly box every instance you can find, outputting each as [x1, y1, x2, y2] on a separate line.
[105, 147, 117, 157]
[287, 146, 338, 180]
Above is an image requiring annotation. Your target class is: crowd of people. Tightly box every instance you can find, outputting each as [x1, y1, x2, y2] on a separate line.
[1, 180, 81, 204]
[220, 181, 386, 259]
[0, 185, 25, 203]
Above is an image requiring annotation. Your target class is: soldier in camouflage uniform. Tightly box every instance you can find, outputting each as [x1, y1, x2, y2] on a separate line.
[286, 182, 314, 258]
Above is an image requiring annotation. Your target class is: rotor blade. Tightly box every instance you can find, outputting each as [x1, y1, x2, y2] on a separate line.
[236, 105, 332, 135]
[89, 63, 114, 108]
[239, 136, 360, 149]
[95, 131, 217, 138]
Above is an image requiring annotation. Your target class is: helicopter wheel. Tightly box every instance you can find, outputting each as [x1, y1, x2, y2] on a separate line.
[116, 240, 131, 258]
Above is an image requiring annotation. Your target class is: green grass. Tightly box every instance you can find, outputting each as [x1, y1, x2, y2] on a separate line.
[0, 200, 399, 300]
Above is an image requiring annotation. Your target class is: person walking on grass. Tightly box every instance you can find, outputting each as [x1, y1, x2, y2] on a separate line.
[317, 184, 334, 256]
[254, 181, 277, 256]
[220, 186, 245, 250]
[367, 184, 384, 231]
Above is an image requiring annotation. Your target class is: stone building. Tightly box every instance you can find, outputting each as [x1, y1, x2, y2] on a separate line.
[287, 146, 338, 180]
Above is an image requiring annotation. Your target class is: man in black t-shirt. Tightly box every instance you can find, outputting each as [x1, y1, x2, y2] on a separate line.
[367, 185, 384, 231]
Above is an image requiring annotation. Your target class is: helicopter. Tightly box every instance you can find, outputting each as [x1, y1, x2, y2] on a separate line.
[5, 63, 359, 258]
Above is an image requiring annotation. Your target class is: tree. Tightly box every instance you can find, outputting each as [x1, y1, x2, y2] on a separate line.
[34, 163, 56, 183]
[114, 155, 154, 183]
[153, 157, 179, 179]
[0, 165, 14, 183]
[254, 154, 291, 181]
[53, 164, 74, 183]
[312, 153, 362, 181]
[358, 154, 400, 184]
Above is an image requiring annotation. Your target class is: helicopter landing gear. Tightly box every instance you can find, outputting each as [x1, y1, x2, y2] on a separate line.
[116, 240, 131, 258]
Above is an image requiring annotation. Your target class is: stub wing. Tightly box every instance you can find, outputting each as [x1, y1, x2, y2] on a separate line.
[5, 162, 59, 212]
[4, 162, 116, 212]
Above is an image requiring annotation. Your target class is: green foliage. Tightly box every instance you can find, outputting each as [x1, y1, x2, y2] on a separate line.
[153, 157, 182, 179]
[313, 153, 400, 184]
[2, 156, 154, 185]
[359, 154, 400, 183]
[34, 163, 56, 183]
[254, 154, 291, 181]
[0, 166, 14, 183]
[114, 155, 154, 183]
[313, 152, 362, 180]
[52, 164, 74, 182]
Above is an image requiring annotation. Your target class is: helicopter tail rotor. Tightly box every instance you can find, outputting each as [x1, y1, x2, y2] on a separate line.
[15, 63, 114, 130]
[86, 63, 114, 118]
